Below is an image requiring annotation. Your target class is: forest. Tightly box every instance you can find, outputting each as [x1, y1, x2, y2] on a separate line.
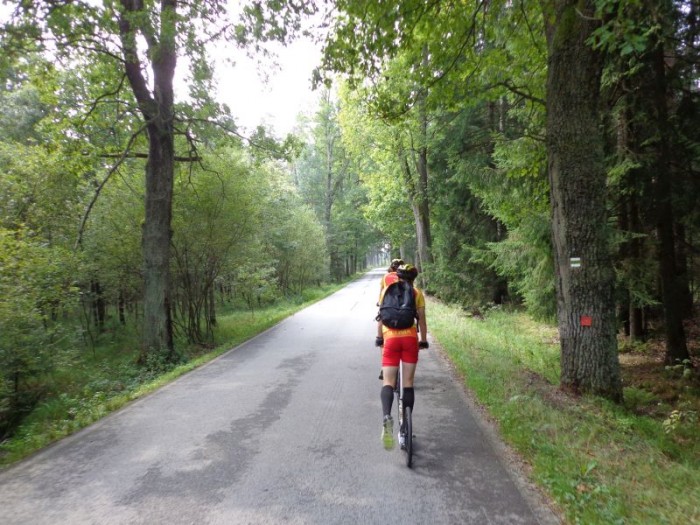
[0, 0, 698, 494]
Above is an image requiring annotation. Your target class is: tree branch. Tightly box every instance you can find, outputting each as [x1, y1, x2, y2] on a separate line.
[75, 125, 147, 250]
[184, 117, 290, 155]
[118, 0, 155, 115]
[495, 80, 546, 106]
[96, 152, 202, 162]
[79, 73, 129, 126]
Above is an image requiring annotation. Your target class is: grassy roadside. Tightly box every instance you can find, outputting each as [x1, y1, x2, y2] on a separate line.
[0, 278, 357, 468]
[428, 299, 699, 525]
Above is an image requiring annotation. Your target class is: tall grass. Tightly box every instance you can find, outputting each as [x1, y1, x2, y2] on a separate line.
[428, 300, 699, 525]
[0, 279, 353, 468]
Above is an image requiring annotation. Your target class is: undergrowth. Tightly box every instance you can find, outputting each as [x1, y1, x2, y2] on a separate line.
[428, 299, 699, 525]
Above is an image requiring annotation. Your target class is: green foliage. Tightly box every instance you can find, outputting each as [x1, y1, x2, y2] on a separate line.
[590, 0, 661, 58]
[235, 264, 279, 313]
[0, 80, 47, 143]
[0, 138, 87, 246]
[473, 153, 555, 319]
[337, 82, 415, 250]
[171, 148, 265, 342]
[294, 89, 380, 280]
[487, 219, 556, 320]
[80, 166, 143, 310]
[595, 0, 700, 358]
[326, 0, 557, 317]
[662, 405, 698, 435]
[0, 228, 80, 437]
[263, 172, 330, 292]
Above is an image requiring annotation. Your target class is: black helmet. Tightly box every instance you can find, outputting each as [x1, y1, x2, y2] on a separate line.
[390, 258, 405, 271]
[397, 263, 418, 281]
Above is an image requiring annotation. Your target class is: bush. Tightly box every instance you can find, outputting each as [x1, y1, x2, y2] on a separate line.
[0, 229, 79, 438]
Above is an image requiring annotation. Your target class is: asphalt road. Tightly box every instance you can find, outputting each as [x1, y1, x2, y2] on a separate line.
[0, 270, 559, 524]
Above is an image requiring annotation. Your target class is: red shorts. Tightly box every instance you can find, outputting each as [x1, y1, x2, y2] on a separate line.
[382, 334, 419, 367]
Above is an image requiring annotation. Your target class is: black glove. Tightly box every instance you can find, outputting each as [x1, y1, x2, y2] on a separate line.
[375, 336, 384, 347]
[419, 341, 429, 349]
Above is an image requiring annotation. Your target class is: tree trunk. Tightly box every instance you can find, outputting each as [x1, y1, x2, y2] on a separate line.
[628, 193, 645, 341]
[414, 88, 433, 272]
[675, 222, 694, 319]
[414, 146, 432, 271]
[616, 114, 646, 342]
[398, 129, 432, 273]
[542, 0, 622, 401]
[629, 303, 644, 341]
[90, 280, 106, 330]
[142, 130, 175, 355]
[411, 200, 431, 272]
[617, 178, 631, 338]
[119, 0, 177, 360]
[648, 45, 689, 365]
[118, 289, 126, 326]
[207, 284, 217, 328]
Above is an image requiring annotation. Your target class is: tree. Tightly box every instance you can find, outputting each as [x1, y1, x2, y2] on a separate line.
[170, 148, 263, 344]
[295, 90, 351, 278]
[338, 84, 415, 255]
[295, 89, 377, 279]
[119, 0, 179, 356]
[541, 0, 622, 400]
[323, 39, 438, 271]
[0, 62, 91, 435]
[2, 0, 316, 362]
[429, 105, 513, 308]
[260, 164, 330, 293]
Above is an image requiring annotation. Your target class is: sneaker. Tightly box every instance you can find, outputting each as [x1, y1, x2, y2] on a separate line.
[398, 432, 406, 450]
[381, 415, 395, 450]
[378, 369, 384, 380]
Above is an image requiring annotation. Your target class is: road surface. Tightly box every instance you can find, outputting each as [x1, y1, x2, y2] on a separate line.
[0, 270, 559, 524]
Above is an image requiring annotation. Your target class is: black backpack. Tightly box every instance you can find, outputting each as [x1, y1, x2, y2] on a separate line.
[377, 278, 417, 329]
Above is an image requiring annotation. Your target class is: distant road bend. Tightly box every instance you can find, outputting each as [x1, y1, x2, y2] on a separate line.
[0, 269, 559, 524]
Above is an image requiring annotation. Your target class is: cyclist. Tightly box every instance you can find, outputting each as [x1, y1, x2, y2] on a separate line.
[376, 263, 429, 450]
[376, 258, 404, 380]
[380, 258, 404, 290]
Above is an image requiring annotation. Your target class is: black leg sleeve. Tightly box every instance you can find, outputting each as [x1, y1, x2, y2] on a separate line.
[403, 387, 414, 410]
[381, 385, 394, 417]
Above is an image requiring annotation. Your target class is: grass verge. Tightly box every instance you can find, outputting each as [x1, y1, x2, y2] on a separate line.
[0, 278, 356, 468]
[428, 299, 699, 525]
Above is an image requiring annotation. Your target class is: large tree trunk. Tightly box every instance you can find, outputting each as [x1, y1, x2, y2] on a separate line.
[142, 129, 175, 355]
[398, 146, 429, 270]
[410, 200, 430, 270]
[119, 0, 177, 359]
[542, 0, 622, 401]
